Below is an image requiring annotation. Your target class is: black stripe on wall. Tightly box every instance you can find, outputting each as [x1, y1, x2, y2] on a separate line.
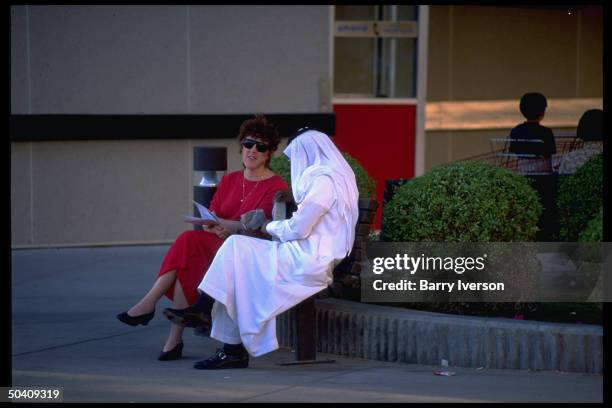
[10, 113, 335, 142]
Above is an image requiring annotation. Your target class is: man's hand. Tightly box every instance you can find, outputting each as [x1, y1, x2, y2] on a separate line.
[240, 209, 268, 230]
[259, 220, 272, 238]
[237, 221, 271, 239]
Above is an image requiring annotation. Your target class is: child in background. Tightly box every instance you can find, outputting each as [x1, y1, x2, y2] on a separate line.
[508, 92, 556, 174]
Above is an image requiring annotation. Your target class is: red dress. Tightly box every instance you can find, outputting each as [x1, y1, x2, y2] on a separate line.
[157, 170, 289, 305]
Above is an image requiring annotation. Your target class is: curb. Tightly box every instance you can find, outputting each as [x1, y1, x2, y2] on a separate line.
[277, 298, 602, 373]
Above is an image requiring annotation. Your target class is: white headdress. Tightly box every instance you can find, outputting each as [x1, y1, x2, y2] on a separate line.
[283, 130, 359, 255]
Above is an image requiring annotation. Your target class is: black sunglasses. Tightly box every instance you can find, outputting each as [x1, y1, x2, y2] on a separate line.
[241, 138, 270, 153]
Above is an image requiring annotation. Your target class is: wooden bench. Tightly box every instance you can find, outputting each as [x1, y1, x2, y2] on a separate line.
[275, 198, 378, 365]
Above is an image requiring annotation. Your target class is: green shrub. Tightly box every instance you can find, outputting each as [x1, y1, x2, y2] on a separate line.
[557, 153, 603, 241]
[380, 161, 546, 319]
[269, 152, 376, 199]
[579, 207, 603, 242]
[575, 207, 602, 262]
[381, 160, 542, 242]
[578, 208, 603, 307]
[554, 154, 603, 314]
[269, 153, 291, 185]
[343, 154, 377, 199]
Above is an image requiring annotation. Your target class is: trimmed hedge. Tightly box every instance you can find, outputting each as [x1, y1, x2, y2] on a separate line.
[578, 208, 603, 307]
[579, 207, 603, 242]
[268, 153, 291, 186]
[381, 160, 542, 242]
[269, 152, 376, 199]
[343, 154, 377, 199]
[380, 160, 542, 313]
[557, 153, 603, 241]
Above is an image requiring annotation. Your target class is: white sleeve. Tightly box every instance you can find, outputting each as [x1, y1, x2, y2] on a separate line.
[265, 175, 335, 242]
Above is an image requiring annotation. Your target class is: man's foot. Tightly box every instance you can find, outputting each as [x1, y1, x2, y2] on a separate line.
[193, 348, 249, 370]
[163, 306, 211, 329]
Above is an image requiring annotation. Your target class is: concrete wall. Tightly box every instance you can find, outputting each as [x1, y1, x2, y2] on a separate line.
[10, 5, 331, 114]
[10, 5, 331, 247]
[11, 138, 292, 247]
[424, 5, 602, 171]
[278, 298, 603, 373]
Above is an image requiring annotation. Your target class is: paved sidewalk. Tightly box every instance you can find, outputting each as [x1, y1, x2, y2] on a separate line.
[11, 245, 603, 403]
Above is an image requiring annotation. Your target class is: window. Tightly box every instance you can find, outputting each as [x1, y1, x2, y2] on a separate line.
[334, 5, 418, 98]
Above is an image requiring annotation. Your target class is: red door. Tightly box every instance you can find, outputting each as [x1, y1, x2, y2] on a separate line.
[333, 103, 416, 230]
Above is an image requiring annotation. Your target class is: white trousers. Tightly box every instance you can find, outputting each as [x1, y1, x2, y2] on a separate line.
[210, 301, 279, 357]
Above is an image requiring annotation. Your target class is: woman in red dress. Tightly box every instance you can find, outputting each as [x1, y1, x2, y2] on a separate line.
[117, 114, 289, 360]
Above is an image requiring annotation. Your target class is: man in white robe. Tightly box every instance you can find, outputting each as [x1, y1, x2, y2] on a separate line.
[165, 129, 359, 369]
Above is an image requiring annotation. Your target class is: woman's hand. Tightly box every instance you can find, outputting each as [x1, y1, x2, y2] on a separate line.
[203, 224, 232, 239]
[215, 226, 233, 240]
[201, 224, 216, 233]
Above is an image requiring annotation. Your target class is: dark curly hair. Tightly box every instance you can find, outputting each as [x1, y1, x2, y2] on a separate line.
[237, 114, 281, 168]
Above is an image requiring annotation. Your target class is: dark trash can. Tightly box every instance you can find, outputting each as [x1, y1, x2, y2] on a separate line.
[193, 147, 227, 230]
[380, 179, 410, 240]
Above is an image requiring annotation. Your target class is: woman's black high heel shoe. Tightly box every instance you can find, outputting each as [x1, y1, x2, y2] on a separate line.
[158, 341, 183, 361]
[116, 309, 155, 326]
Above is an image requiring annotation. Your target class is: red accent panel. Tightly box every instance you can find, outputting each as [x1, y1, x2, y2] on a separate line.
[333, 104, 416, 230]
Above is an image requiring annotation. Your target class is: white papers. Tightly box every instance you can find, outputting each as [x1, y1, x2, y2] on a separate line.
[183, 201, 219, 225]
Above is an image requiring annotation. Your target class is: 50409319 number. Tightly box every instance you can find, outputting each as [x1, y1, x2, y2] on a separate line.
[3, 387, 63, 402]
